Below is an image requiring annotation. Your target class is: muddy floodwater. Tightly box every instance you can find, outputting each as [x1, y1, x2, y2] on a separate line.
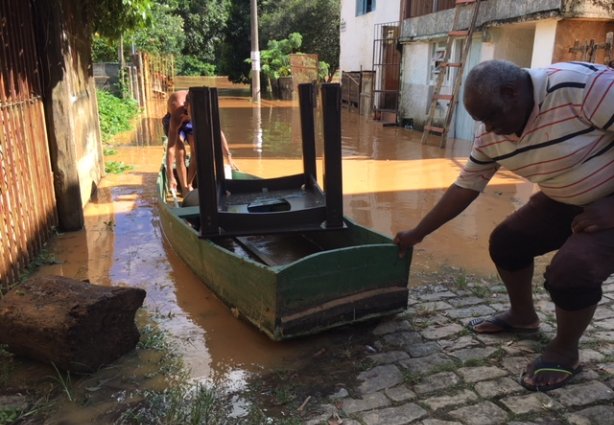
[30, 77, 541, 421]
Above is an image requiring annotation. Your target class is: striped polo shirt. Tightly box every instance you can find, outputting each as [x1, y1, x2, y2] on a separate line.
[456, 62, 614, 206]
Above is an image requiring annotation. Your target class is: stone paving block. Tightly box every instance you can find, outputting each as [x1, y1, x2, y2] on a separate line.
[423, 389, 479, 411]
[598, 362, 614, 375]
[408, 342, 442, 358]
[474, 332, 514, 346]
[474, 376, 523, 398]
[357, 364, 404, 395]
[500, 391, 561, 415]
[579, 348, 605, 363]
[384, 385, 416, 402]
[448, 346, 498, 363]
[399, 353, 456, 375]
[412, 301, 454, 312]
[550, 380, 614, 407]
[499, 339, 541, 356]
[421, 324, 465, 340]
[360, 402, 427, 425]
[373, 319, 413, 336]
[566, 405, 614, 425]
[448, 296, 486, 307]
[368, 350, 410, 365]
[438, 335, 480, 352]
[341, 392, 390, 414]
[445, 304, 496, 319]
[413, 371, 461, 394]
[594, 318, 614, 331]
[414, 291, 458, 302]
[448, 400, 509, 425]
[457, 366, 508, 383]
[501, 356, 533, 375]
[420, 420, 463, 425]
[381, 331, 423, 348]
[590, 331, 614, 342]
[593, 307, 614, 321]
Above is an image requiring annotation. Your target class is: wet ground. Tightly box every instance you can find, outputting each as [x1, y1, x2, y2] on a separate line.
[5, 77, 550, 423]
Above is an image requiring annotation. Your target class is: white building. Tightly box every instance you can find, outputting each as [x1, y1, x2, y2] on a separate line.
[398, 0, 614, 142]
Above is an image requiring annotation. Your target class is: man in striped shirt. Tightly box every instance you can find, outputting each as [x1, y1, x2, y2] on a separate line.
[395, 60, 614, 391]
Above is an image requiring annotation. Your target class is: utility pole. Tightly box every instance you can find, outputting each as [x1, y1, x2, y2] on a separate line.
[250, 0, 261, 102]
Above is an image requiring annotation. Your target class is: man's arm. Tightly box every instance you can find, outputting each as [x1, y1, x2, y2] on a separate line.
[221, 131, 238, 170]
[571, 196, 614, 233]
[394, 184, 480, 257]
[166, 134, 178, 193]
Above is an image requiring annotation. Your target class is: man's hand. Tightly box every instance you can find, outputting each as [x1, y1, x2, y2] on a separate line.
[571, 196, 614, 233]
[393, 229, 424, 258]
[170, 106, 190, 131]
[168, 178, 177, 193]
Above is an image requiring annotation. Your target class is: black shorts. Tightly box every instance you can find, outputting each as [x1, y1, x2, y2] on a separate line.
[489, 192, 614, 310]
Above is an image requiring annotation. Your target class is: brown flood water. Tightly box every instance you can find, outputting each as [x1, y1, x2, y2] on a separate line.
[32, 77, 540, 421]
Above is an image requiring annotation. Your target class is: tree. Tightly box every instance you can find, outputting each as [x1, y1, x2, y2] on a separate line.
[175, 0, 229, 74]
[86, 0, 153, 39]
[218, 0, 252, 83]
[260, 0, 339, 72]
[91, 0, 184, 62]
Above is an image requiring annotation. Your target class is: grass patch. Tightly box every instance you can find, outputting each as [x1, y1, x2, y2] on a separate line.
[97, 90, 140, 142]
[103, 147, 118, 156]
[105, 161, 134, 174]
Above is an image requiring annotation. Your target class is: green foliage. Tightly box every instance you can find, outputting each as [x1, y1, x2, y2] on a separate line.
[260, 0, 340, 72]
[176, 0, 230, 64]
[96, 90, 140, 142]
[105, 161, 134, 174]
[176, 55, 216, 76]
[319, 60, 331, 81]
[86, 0, 154, 39]
[92, 35, 118, 62]
[218, 0, 251, 83]
[128, 1, 185, 55]
[256, 33, 302, 80]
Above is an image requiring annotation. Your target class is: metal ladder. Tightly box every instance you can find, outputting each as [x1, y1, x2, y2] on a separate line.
[420, 0, 483, 148]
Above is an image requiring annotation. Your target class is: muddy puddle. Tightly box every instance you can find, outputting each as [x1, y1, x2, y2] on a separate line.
[17, 77, 544, 422]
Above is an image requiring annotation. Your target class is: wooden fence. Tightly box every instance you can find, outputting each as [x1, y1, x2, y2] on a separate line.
[0, 0, 58, 288]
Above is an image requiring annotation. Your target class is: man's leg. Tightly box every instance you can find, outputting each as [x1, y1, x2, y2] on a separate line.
[473, 264, 540, 332]
[471, 192, 580, 333]
[522, 225, 614, 389]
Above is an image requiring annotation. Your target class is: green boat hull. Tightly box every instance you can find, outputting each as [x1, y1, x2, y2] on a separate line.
[157, 169, 411, 340]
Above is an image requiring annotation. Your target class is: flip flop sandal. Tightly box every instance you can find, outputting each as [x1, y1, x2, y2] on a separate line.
[467, 316, 539, 334]
[520, 357, 582, 392]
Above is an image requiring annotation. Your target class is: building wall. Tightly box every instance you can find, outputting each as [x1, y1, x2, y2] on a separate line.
[531, 19, 558, 67]
[398, 42, 430, 127]
[553, 20, 614, 64]
[340, 0, 401, 71]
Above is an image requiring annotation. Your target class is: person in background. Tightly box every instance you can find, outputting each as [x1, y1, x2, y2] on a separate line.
[163, 90, 237, 196]
[394, 60, 614, 392]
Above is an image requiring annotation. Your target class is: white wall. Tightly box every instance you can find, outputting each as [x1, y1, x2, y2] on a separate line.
[398, 42, 430, 126]
[530, 19, 558, 68]
[339, 0, 401, 71]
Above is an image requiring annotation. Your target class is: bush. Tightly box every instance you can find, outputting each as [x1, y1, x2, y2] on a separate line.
[96, 90, 140, 142]
[176, 55, 216, 76]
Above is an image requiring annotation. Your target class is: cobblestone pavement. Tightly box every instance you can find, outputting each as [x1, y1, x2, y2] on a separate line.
[304, 276, 614, 425]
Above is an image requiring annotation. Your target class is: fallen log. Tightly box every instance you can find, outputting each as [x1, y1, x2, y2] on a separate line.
[0, 275, 146, 374]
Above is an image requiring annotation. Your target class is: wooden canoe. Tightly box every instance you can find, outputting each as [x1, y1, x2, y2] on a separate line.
[157, 167, 411, 341]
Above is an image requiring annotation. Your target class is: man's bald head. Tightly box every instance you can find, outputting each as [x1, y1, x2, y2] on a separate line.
[167, 90, 188, 114]
[463, 60, 533, 136]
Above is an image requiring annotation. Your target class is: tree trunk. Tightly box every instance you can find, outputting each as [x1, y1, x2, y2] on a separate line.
[0, 275, 146, 374]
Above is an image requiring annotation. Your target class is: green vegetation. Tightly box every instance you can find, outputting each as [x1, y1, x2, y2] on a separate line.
[91, 0, 339, 81]
[258, 33, 303, 81]
[105, 161, 134, 174]
[96, 89, 140, 142]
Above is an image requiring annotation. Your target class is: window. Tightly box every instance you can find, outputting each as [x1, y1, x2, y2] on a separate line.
[356, 0, 375, 16]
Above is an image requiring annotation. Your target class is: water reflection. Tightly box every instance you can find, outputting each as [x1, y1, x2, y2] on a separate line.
[34, 79, 539, 423]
